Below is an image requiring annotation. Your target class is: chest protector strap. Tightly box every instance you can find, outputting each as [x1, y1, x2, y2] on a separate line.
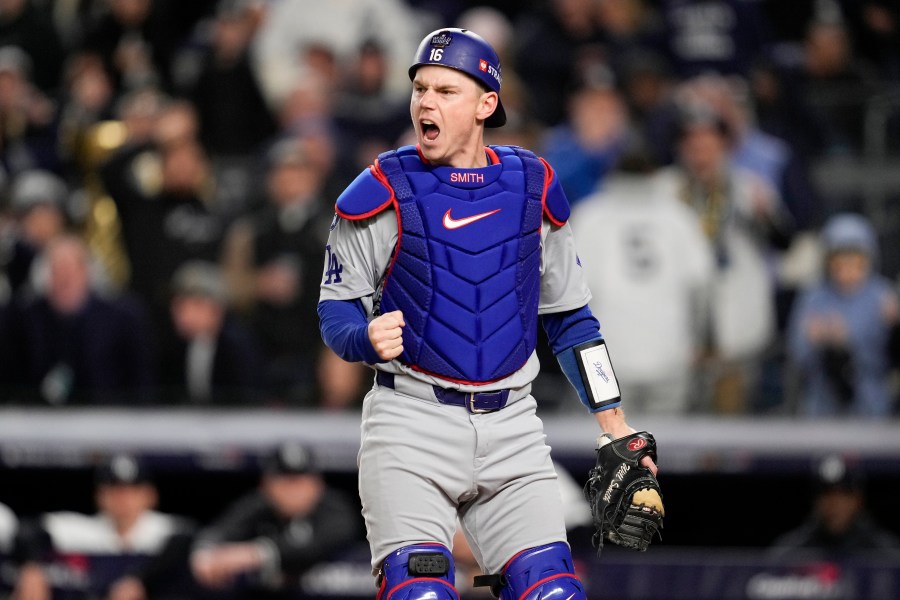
[376, 146, 545, 384]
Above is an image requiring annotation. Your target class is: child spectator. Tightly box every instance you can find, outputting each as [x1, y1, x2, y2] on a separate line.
[787, 213, 899, 417]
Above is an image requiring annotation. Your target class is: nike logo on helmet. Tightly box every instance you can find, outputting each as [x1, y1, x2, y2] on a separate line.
[442, 208, 501, 230]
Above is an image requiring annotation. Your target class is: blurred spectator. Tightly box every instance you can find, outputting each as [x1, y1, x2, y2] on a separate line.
[78, 0, 162, 93]
[250, 0, 422, 113]
[658, 0, 771, 79]
[680, 74, 820, 231]
[674, 74, 822, 401]
[93, 86, 169, 204]
[109, 86, 168, 152]
[101, 109, 230, 318]
[182, 0, 277, 160]
[787, 213, 899, 418]
[775, 15, 880, 157]
[11, 453, 196, 600]
[0, 45, 60, 175]
[539, 68, 630, 206]
[617, 48, 680, 167]
[511, 0, 608, 126]
[158, 260, 265, 405]
[57, 53, 117, 171]
[71, 86, 166, 291]
[189, 441, 361, 598]
[0, 169, 70, 295]
[0, 0, 65, 94]
[843, 0, 900, 82]
[274, 72, 360, 204]
[151, 98, 200, 148]
[770, 454, 900, 559]
[747, 58, 826, 165]
[332, 38, 409, 169]
[221, 138, 336, 406]
[78, 0, 216, 95]
[2, 234, 154, 405]
[657, 105, 792, 413]
[596, 0, 668, 78]
[572, 155, 714, 414]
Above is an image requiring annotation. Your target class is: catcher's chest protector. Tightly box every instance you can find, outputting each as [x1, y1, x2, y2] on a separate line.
[377, 146, 545, 383]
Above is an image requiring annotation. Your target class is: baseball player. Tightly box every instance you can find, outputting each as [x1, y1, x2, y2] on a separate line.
[319, 28, 663, 600]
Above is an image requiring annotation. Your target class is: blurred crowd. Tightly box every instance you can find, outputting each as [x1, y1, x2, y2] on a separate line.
[3, 2, 900, 597]
[1, 446, 368, 600]
[0, 449, 897, 600]
[1, 0, 900, 418]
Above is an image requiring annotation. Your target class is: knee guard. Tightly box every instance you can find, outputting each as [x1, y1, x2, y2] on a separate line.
[480, 542, 586, 600]
[376, 543, 459, 600]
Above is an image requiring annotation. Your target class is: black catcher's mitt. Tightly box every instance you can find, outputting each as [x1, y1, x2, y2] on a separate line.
[584, 431, 664, 552]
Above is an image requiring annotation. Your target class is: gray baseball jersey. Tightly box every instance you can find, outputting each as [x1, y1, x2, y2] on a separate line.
[320, 181, 593, 574]
[320, 209, 592, 391]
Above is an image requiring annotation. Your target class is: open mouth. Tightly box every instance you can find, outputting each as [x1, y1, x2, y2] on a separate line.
[421, 120, 440, 141]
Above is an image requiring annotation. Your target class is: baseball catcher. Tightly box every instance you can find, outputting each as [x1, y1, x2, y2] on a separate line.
[319, 25, 663, 600]
[584, 431, 665, 552]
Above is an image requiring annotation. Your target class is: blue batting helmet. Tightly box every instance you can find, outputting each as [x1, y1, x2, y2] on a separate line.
[408, 28, 506, 128]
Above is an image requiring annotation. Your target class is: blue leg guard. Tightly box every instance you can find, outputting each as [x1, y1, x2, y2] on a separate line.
[497, 542, 586, 600]
[376, 543, 459, 600]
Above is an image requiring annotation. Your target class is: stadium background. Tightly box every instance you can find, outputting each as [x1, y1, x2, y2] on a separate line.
[2, 0, 900, 598]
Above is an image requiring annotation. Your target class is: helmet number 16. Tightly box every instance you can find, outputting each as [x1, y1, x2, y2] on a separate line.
[429, 48, 443, 62]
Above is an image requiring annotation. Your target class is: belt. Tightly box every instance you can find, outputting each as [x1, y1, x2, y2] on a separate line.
[376, 371, 510, 414]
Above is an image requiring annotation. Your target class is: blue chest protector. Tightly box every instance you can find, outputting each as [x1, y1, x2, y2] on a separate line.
[335, 145, 570, 383]
[378, 145, 545, 383]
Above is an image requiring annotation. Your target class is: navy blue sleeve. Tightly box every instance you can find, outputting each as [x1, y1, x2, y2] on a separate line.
[317, 299, 381, 364]
[541, 304, 601, 354]
[542, 305, 621, 412]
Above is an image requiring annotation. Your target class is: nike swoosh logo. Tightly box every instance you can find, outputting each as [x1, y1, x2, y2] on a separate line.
[442, 208, 501, 229]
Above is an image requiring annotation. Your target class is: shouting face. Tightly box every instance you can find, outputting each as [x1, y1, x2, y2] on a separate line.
[410, 65, 498, 168]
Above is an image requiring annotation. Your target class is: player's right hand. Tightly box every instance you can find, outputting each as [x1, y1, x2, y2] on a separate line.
[368, 310, 405, 361]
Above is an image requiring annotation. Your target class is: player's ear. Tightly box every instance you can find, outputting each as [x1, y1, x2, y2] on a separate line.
[476, 90, 499, 125]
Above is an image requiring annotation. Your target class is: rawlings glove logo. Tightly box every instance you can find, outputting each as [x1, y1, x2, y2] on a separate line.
[627, 438, 648, 452]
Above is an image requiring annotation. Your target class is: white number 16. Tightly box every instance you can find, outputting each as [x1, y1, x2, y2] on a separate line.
[429, 48, 443, 61]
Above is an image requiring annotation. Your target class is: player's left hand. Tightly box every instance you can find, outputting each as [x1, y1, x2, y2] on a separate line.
[594, 409, 657, 476]
[584, 431, 664, 553]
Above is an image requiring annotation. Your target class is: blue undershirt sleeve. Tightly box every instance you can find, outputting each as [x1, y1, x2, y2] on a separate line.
[542, 305, 621, 412]
[317, 299, 381, 364]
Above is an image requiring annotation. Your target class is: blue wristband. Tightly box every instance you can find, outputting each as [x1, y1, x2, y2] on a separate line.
[556, 339, 622, 413]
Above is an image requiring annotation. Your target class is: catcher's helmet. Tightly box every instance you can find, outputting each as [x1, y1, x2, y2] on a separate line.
[409, 28, 506, 128]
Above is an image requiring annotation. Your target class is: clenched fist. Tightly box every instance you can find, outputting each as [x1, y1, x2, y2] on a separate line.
[368, 310, 405, 361]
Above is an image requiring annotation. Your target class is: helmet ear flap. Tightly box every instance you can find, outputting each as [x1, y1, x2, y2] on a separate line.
[409, 28, 506, 128]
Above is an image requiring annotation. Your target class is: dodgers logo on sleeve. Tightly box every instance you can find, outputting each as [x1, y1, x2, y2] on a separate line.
[324, 245, 343, 285]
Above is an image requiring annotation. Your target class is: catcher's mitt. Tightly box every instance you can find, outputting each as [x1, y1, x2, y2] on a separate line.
[583, 431, 664, 552]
